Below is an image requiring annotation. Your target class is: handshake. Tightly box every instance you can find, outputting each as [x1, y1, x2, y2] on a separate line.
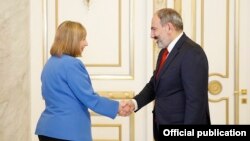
[118, 100, 135, 116]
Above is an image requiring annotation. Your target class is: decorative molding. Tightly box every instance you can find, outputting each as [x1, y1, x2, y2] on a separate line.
[191, 0, 196, 41]
[174, 0, 182, 15]
[208, 80, 223, 95]
[55, 0, 122, 67]
[209, 97, 229, 124]
[202, 0, 230, 78]
[98, 91, 134, 99]
[234, 0, 240, 124]
[83, 0, 92, 9]
[153, 0, 167, 11]
[92, 124, 121, 141]
[42, 0, 48, 66]
[43, 0, 135, 80]
[91, 91, 134, 141]
[152, 0, 167, 69]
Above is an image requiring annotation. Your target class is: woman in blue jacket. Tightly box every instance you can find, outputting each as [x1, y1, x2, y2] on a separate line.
[35, 21, 123, 141]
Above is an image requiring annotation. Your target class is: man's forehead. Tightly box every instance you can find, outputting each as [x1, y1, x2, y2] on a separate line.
[151, 15, 161, 25]
[152, 14, 159, 21]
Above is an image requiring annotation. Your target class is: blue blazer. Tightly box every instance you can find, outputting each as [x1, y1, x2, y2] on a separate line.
[35, 55, 119, 141]
[135, 33, 210, 124]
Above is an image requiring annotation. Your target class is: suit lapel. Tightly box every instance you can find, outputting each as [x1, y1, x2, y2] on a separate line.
[155, 33, 188, 88]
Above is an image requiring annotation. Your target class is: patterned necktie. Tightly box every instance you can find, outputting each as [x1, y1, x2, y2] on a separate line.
[156, 48, 169, 79]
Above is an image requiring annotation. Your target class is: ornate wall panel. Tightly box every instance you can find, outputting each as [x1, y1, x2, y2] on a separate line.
[209, 98, 229, 124]
[43, 0, 134, 80]
[91, 91, 135, 141]
[201, 0, 235, 124]
[202, 0, 229, 78]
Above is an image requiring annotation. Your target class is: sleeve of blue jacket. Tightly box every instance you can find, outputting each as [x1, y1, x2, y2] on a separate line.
[66, 59, 119, 119]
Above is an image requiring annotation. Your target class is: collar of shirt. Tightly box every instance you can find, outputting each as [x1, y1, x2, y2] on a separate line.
[167, 32, 184, 53]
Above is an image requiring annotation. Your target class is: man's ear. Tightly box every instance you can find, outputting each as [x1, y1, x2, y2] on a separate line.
[168, 22, 174, 30]
[167, 22, 176, 33]
[163, 22, 172, 32]
[162, 22, 170, 31]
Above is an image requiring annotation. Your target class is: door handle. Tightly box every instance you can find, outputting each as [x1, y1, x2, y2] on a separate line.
[241, 89, 247, 104]
[241, 89, 247, 95]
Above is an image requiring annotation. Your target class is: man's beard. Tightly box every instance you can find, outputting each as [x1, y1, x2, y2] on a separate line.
[157, 40, 165, 48]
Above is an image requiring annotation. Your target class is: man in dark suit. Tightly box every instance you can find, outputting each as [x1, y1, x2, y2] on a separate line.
[121, 8, 211, 140]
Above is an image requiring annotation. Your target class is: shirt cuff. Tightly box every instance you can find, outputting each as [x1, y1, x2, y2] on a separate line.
[132, 99, 138, 111]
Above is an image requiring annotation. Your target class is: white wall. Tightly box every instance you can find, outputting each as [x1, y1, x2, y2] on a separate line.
[0, 0, 248, 141]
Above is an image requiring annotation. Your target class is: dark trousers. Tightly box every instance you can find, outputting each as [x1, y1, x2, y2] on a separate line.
[152, 110, 160, 141]
[38, 135, 69, 141]
[153, 119, 160, 141]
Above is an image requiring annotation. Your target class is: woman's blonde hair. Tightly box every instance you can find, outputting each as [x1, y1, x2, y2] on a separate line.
[50, 21, 86, 57]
